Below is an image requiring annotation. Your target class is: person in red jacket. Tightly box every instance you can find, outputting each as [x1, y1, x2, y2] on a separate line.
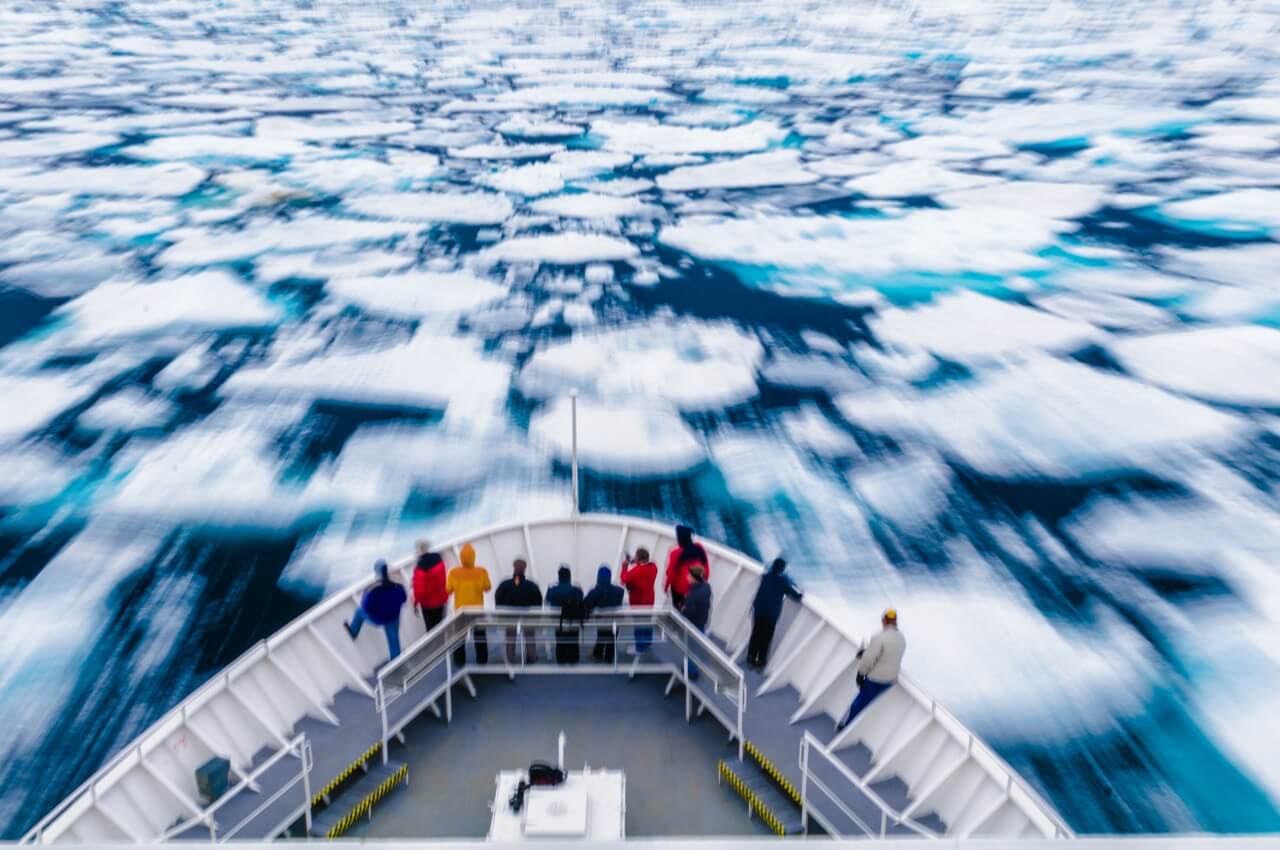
[620, 547, 657, 653]
[412, 540, 449, 634]
[665, 525, 709, 611]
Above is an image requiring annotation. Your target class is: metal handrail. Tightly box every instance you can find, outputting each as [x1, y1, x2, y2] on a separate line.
[800, 731, 938, 840]
[374, 606, 746, 762]
[158, 734, 311, 842]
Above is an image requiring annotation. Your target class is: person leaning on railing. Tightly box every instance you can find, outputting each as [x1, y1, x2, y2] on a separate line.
[584, 564, 625, 663]
[665, 524, 709, 611]
[412, 540, 449, 636]
[620, 547, 657, 653]
[495, 558, 543, 663]
[836, 608, 906, 731]
[746, 557, 803, 671]
[448, 544, 492, 667]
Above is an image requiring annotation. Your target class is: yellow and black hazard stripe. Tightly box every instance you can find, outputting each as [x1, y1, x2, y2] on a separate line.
[311, 742, 383, 807]
[719, 760, 787, 836]
[744, 740, 801, 804]
[324, 763, 408, 839]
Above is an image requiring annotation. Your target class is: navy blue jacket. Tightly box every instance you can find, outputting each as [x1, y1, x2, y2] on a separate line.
[683, 581, 712, 631]
[585, 566, 625, 615]
[546, 580, 585, 614]
[361, 581, 407, 626]
[752, 562, 802, 622]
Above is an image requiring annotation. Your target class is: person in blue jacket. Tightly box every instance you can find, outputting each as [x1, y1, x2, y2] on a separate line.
[546, 565, 586, 664]
[746, 557, 803, 670]
[345, 559, 408, 661]
[584, 564, 625, 662]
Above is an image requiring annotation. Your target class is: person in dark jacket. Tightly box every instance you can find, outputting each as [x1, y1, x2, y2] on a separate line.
[584, 564, 625, 662]
[681, 563, 712, 681]
[345, 559, 408, 661]
[545, 565, 585, 664]
[746, 557, 803, 670]
[495, 558, 543, 663]
[412, 541, 448, 635]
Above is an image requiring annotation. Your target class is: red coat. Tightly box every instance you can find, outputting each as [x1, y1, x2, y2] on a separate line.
[413, 562, 448, 609]
[665, 546, 709, 597]
[620, 560, 657, 606]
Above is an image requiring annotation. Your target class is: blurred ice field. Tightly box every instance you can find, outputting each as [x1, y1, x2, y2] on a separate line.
[3, 0, 1280, 837]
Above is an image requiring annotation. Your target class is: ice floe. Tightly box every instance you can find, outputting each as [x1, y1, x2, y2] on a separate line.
[845, 161, 997, 198]
[529, 397, 704, 476]
[325, 269, 506, 319]
[1157, 189, 1280, 236]
[78, 388, 172, 432]
[0, 374, 96, 442]
[529, 192, 656, 219]
[850, 451, 953, 530]
[1110, 325, 1280, 407]
[222, 330, 512, 421]
[660, 208, 1062, 285]
[345, 191, 514, 224]
[590, 119, 784, 154]
[1032, 291, 1171, 330]
[53, 271, 279, 343]
[481, 233, 639, 265]
[836, 357, 1246, 480]
[656, 151, 818, 191]
[517, 319, 763, 410]
[0, 162, 205, 197]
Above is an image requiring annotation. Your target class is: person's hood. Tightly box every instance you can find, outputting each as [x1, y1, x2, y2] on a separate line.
[460, 544, 476, 568]
[557, 564, 572, 584]
[769, 557, 787, 575]
[676, 525, 693, 547]
[596, 565, 612, 586]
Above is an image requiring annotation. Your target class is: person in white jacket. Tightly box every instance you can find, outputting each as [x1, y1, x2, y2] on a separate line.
[836, 609, 905, 731]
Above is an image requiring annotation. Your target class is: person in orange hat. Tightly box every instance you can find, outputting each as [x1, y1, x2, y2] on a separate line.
[836, 608, 905, 731]
[447, 543, 492, 666]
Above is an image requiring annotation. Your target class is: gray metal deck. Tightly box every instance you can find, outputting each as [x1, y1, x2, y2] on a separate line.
[343, 673, 770, 839]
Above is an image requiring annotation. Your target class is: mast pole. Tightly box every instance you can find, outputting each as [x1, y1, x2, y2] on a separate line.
[570, 389, 580, 516]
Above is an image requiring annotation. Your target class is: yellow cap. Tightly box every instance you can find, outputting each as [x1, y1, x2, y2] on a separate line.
[883, 608, 897, 622]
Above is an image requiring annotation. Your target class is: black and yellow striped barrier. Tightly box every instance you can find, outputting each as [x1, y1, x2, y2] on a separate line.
[744, 740, 802, 804]
[311, 742, 383, 807]
[719, 759, 787, 836]
[324, 763, 408, 838]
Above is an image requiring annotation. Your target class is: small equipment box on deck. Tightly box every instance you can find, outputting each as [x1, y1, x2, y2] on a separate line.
[195, 756, 230, 803]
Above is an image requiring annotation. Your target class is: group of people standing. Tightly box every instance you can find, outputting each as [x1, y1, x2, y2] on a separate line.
[344, 523, 904, 728]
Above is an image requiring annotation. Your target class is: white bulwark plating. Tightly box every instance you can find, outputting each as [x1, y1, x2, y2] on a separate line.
[22, 514, 1071, 843]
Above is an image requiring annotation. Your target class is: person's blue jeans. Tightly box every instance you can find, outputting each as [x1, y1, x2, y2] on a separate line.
[635, 626, 652, 653]
[839, 679, 892, 729]
[348, 609, 402, 660]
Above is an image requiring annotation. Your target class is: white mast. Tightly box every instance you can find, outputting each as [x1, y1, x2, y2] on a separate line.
[570, 389, 579, 516]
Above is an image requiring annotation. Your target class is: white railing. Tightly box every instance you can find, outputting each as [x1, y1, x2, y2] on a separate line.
[23, 512, 1070, 843]
[374, 606, 747, 762]
[159, 734, 312, 842]
[800, 731, 937, 839]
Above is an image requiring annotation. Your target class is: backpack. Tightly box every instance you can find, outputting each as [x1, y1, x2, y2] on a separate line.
[556, 594, 585, 664]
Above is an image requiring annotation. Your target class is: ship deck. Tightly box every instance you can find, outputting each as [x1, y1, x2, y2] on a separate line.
[345, 673, 767, 839]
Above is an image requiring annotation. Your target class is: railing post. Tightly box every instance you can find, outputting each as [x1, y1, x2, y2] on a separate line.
[612, 621, 619, 671]
[880, 810, 887, 838]
[301, 739, 313, 839]
[445, 653, 453, 723]
[380, 680, 389, 766]
[800, 737, 809, 837]
[518, 622, 525, 670]
[737, 679, 745, 761]
[684, 655, 691, 721]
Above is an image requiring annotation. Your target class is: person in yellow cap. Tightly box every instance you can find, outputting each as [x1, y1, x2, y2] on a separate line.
[448, 543, 492, 666]
[836, 608, 906, 731]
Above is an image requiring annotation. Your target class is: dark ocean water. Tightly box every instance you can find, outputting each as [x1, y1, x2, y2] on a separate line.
[2, 0, 1280, 838]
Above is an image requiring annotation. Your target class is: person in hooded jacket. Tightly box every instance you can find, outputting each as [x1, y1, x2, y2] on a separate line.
[584, 564, 625, 663]
[746, 557, 803, 670]
[665, 525, 709, 611]
[412, 541, 449, 635]
[545, 565, 585, 664]
[495, 558, 542, 663]
[447, 543, 492, 667]
[620, 547, 657, 653]
[345, 559, 408, 661]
